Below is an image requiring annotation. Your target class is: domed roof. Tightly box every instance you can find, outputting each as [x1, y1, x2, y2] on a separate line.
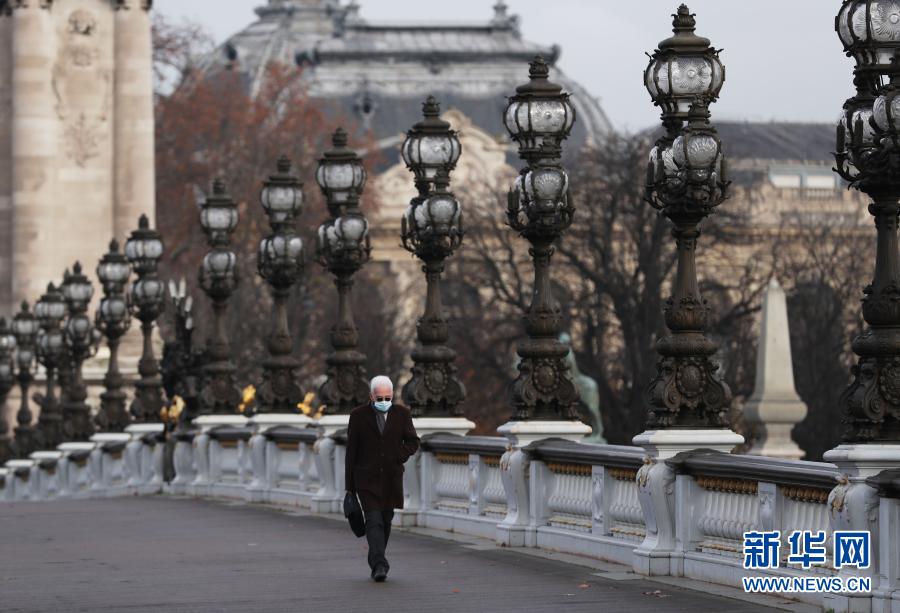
[199, 0, 611, 165]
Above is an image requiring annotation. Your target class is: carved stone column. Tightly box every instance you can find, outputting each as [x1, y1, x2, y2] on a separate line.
[10, 1, 56, 304]
[113, 0, 154, 241]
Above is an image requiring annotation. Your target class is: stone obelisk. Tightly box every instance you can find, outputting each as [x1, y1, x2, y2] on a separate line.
[744, 278, 807, 459]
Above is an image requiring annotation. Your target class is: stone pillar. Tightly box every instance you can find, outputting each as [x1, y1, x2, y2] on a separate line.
[0, 15, 13, 315]
[113, 0, 154, 238]
[11, 2, 57, 305]
[744, 278, 807, 459]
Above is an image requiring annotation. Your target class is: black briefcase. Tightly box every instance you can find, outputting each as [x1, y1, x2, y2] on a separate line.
[343, 491, 366, 538]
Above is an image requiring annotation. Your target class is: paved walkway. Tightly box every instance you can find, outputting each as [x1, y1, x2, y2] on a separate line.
[0, 496, 797, 612]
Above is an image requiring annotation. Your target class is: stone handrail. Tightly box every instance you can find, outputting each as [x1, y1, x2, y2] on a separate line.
[666, 448, 839, 489]
[420, 433, 507, 456]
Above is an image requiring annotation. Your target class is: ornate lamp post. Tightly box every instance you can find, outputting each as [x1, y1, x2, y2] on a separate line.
[834, 2, 900, 444]
[198, 178, 242, 414]
[500, 57, 585, 438]
[257, 156, 305, 413]
[315, 128, 371, 414]
[125, 214, 166, 423]
[12, 301, 40, 455]
[0, 318, 17, 462]
[94, 240, 133, 431]
[399, 96, 466, 417]
[34, 283, 67, 447]
[60, 262, 97, 441]
[639, 5, 735, 434]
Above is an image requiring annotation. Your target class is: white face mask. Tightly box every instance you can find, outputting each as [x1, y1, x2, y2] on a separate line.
[373, 400, 392, 412]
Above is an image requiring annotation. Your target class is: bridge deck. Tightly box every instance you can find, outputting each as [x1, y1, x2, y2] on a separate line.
[0, 497, 789, 612]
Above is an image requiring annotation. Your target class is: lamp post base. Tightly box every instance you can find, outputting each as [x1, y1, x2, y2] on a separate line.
[632, 428, 744, 460]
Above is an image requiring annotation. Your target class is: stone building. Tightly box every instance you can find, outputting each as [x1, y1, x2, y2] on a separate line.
[0, 0, 155, 315]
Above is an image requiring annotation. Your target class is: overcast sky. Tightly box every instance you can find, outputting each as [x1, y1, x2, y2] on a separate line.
[154, 0, 855, 132]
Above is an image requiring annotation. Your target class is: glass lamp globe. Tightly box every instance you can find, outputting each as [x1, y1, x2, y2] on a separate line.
[35, 283, 67, 328]
[100, 296, 129, 324]
[60, 262, 94, 311]
[260, 156, 304, 225]
[837, 0, 900, 70]
[839, 99, 877, 154]
[132, 278, 164, 306]
[125, 214, 164, 272]
[202, 250, 237, 280]
[316, 128, 367, 206]
[0, 318, 17, 356]
[12, 302, 40, 341]
[334, 214, 368, 247]
[38, 330, 64, 355]
[200, 178, 239, 244]
[503, 57, 575, 156]
[259, 234, 304, 266]
[421, 191, 460, 236]
[97, 239, 131, 292]
[643, 5, 724, 124]
[402, 96, 462, 183]
[16, 347, 34, 370]
[519, 165, 569, 214]
[872, 59, 900, 137]
[65, 313, 92, 348]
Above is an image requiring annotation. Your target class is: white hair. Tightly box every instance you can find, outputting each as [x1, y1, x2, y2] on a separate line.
[370, 375, 393, 394]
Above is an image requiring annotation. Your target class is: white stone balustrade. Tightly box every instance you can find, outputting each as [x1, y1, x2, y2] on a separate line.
[89, 433, 131, 496]
[245, 413, 312, 503]
[3, 424, 900, 613]
[124, 423, 165, 495]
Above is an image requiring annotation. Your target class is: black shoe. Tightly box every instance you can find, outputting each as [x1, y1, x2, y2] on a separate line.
[373, 565, 388, 582]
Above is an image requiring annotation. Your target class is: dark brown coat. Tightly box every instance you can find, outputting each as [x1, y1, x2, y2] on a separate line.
[344, 403, 419, 511]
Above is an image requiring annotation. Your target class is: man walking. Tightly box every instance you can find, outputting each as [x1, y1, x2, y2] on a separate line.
[345, 375, 420, 582]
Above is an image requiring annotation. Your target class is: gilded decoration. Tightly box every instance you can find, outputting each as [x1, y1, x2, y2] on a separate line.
[784, 484, 831, 505]
[695, 475, 757, 494]
[608, 467, 638, 481]
[435, 452, 468, 465]
[546, 462, 591, 476]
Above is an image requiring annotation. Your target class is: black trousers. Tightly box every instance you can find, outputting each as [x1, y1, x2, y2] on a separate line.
[364, 509, 394, 572]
